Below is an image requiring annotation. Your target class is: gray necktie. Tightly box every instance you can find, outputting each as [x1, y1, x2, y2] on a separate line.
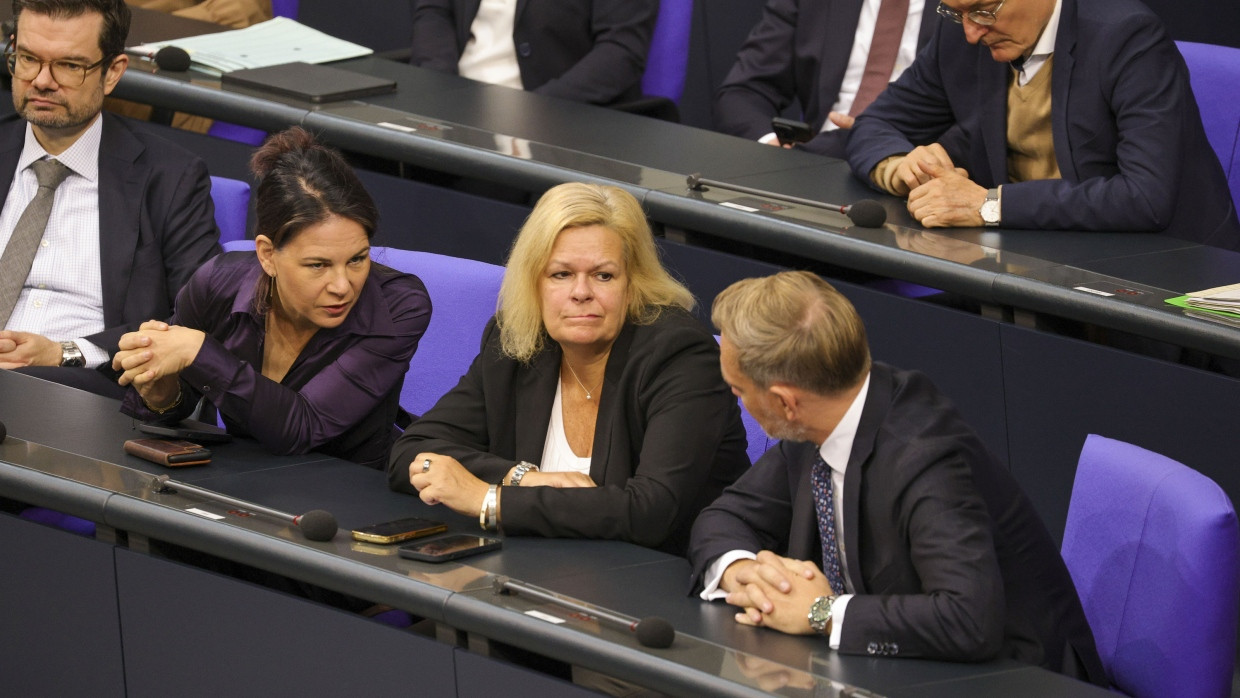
[0, 158, 72, 328]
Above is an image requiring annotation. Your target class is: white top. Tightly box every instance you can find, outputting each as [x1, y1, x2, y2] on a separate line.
[1013, 0, 1062, 86]
[0, 117, 107, 367]
[458, 0, 523, 89]
[699, 374, 872, 649]
[539, 379, 593, 476]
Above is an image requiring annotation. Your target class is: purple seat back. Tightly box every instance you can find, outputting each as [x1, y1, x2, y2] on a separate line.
[1062, 434, 1240, 697]
[1177, 41, 1240, 209]
[209, 175, 251, 244]
[370, 247, 504, 419]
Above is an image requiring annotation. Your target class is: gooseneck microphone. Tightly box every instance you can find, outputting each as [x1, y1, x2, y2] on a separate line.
[686, 173, 888, 228]
[493, 576, 675, 649]
[150, 474, 338, 542]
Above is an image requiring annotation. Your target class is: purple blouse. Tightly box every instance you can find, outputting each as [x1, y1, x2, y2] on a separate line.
[121, 251, 431, 469]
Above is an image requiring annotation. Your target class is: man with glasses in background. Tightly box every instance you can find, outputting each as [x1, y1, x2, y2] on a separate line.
[0, 0, 219, 395]
[845, 0, 1240, 250]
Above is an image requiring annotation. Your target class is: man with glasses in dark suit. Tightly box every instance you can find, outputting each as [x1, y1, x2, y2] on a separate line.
[846, 0, 1240, 250]
[0, 0, 219, 395]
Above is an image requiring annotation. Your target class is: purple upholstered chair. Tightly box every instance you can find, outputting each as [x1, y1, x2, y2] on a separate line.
[1061, 434, 1240, 698]
[1177, 41, 1240, 209]
[369, 247, 505, 420]
[209, 176, 251, 244]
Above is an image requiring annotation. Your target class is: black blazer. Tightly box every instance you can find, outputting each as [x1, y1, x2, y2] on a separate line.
[847, 0, 1240, 248]
[389, 308, 751, 555]
[0, 113, 222, 358]
[690, 364, 1106, 684]
[714, 0, 939, 158]
[409, 0, 658, 105]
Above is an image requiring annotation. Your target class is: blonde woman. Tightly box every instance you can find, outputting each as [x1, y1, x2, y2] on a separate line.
[388, 182, 749, 554]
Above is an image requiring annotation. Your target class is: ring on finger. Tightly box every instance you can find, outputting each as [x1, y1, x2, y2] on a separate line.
[421, 458, 432, 474]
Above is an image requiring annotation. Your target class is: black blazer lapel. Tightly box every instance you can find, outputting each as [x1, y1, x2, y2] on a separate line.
[787, 444, 822, 563]
[841, 365, 890, 595]
[977, 55, 1010, 186]
[0, 117, 24, 205]
[513, 341, 559, 462]
[1050, 0, 1079, 181]
[588, 321, 636, 485]
[815, 0, 865, 127]
[96, 115, 146, 329]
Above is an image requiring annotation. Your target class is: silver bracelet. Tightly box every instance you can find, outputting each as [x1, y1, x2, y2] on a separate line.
[479, 484, 499, 531]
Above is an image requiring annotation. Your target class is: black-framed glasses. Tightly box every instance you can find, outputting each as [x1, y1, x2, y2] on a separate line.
[5, 49, 111, 87]
[936, 0, 1006, 26]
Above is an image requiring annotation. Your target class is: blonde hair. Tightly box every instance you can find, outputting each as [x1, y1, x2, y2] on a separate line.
[498, 182, 694, 362]
[712, 271, 870, 396]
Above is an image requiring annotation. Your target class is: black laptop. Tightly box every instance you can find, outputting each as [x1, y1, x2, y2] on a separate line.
[221, 61, 397, 103]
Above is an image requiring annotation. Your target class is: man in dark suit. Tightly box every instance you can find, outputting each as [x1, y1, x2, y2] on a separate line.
[846, 0, 1240, 250]
[714, 0, 939, 158]
[0, 0, 220, 395]
[691, 271, 1106, 684]
[409, 0, 658, 106]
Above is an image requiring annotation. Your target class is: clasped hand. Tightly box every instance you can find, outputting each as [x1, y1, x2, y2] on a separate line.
[888, 144, 988, 228]
[722, 550, 835, 634]
[0, 330, 60, 368]
[112, 321, 205, 407]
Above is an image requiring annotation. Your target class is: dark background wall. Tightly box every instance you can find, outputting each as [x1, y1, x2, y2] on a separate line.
[299, 0, 1240, 133]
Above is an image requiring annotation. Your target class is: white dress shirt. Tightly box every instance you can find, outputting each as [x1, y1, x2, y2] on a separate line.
[699, 374, 872, 649]
[1013, 0, 1061, 86]
[0, 117, 107, 367]
[540, 380, 593, 475]
[458, 0, 523, 89]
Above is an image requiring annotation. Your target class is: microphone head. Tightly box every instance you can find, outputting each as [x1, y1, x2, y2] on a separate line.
[0, 419, 6, 443]
[297, 509, 338, 542]
[634, 616, 675, 649]
[154, 45, 191, 72]
[845, 199, 887, 228]
[686, 173, 703, 191]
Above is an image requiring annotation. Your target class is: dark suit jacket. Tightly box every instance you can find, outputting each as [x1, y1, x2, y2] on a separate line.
[389, 308, 751, 555]
[847, 0, 1240, 250]
[714, 0, 939, 158]
[0, 113, 222, 358]
[690, 364, 1106, 683]
[409, 0, 658, 106]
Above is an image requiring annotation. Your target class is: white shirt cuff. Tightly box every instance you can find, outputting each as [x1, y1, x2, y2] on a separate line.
[75, 337, 108, 369]
[699, 550, 758, 601]
[827, 594, 852, 649]
[758, 132, 780, 145]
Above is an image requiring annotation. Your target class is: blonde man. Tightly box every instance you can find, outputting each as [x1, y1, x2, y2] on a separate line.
[692, 271, 1105, 684]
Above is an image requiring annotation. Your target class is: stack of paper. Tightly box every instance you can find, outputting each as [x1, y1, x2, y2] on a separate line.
[1184, 283, 1240, 312]
[128, 17, 373, 76]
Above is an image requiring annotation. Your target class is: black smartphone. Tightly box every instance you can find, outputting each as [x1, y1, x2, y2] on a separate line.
[139, 420, 233, 444]
[398, 534, 502, 563]
[351, 517, 448, 544]
[772, 117, 813, 146]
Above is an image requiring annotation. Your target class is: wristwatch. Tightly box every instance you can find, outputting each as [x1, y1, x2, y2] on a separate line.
[510, 461, 539, 486]
[979, 187, 1001, 227]
[808, 594, 838, 635]
[59, 341, 85, 367]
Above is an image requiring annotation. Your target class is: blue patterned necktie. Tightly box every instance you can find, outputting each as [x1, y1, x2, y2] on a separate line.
[811, 453, 847, 595]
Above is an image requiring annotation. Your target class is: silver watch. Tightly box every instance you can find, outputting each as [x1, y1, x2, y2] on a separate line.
[59, 341, 85, 367]
[808, 594, 837, 635]
[979, 187, 1001, 227]
[510, 461, 539, 486]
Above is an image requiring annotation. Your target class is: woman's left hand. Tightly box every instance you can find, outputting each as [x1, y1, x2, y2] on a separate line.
[408, 452, 489, 516]
[112, 321, 206, 387]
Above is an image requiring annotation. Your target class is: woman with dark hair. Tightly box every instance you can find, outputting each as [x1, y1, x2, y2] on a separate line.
[114, 127, 431, 469]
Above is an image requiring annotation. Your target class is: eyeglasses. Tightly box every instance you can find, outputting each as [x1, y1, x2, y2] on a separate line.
[5, 49, 111, 87]
[936, 0, 1006, 26]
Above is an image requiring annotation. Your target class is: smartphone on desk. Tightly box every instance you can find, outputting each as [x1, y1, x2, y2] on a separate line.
[351, 517, 447, 544]
[123, 438, 211, 467]
[772, 117, 813, 146]
[138, 419, 232, 444]
[398, 534, 502, 563]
